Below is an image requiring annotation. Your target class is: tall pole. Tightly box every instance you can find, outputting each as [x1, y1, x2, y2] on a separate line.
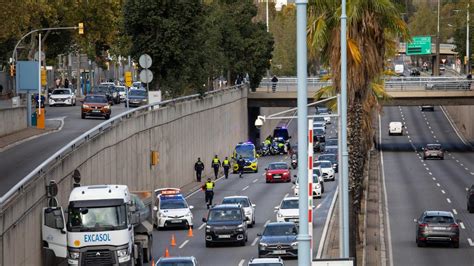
[467, 2, 470, 74]
[38, 33, 42, 115]
[266, 0, 269, 32]
[435, 0, 440, 76]
[295, 1, 310, 265]
[340, 0, 350, 257]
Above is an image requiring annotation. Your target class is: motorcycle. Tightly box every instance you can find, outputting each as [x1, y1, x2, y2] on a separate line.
[260, 143, 270, 156]
[291, 154, 298, 169]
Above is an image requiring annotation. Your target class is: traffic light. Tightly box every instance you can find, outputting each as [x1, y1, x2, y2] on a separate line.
[78, 23, 84, 35]
[9, 64, 15, 77]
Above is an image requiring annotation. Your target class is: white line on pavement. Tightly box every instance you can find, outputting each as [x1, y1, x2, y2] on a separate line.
[284, 193, 289, 198]
[465, 168, 469, 171]
[460, 163, 464, 166]
[264, 220, 271, 226]
[316, 203, 322, 209]
[198, 223, 206, 230]
[428, 172, 432, 175]
[317, 187, 338, 258]
[179, 240, 189, 249]
[441, 190, 446, 194]
[471, 172, 474, 176]
[433, 135, 437, 139]
[242, 185, 249, 191]
[253, 179, 258, 183]
[238, 259, 245, 266]
[460, 222, 466, 229]
[468, 238, 474, 247]
[423, 163, 427, 167]
[425, 167, 429, 171]
[452, 209, 457, 215]
[436, 183, 440, 187]
[251, 237, 260, 246]
[447, 198, 451, 203]
[432, 177, 436, 181]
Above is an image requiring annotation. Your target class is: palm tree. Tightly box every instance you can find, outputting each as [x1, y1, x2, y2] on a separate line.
[307, 0, 409, 257]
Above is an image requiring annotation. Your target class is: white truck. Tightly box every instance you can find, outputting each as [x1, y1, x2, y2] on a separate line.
[42, 184, 153, 266]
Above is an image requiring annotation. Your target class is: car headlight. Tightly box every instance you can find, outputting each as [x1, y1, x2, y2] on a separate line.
[277, 212, 283, 218]
[141, 99, 147, 102]
[82, 104, 90, 108]
[206, 225, 211, 232]
[237, 223, 244, 228]
[291, 241, 298, 247]
[68, 251, 80, 260]
[259, 242, 268, 247]
[117, 248, 129, 258]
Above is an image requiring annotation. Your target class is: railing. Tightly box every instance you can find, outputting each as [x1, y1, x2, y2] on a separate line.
[258, 77, 472, 92]
[0, 84, 245, 207]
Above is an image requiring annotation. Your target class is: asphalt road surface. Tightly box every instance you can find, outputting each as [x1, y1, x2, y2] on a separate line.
[0, 103, 129, 196]
[381, 105, 474, 266]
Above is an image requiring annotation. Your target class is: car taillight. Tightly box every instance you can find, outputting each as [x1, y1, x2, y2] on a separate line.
[450, 224, 459, 230]
[419, 223, 428, 230]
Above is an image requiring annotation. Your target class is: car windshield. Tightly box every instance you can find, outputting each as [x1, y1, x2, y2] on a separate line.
[316, 161, 332, 168]
[160, 198, 187, 209]
[157, 261, 194, 266]
[319, 154, 336, 162]
[314, 117, 325, 122]
[273, 128, 289, 140]
[325, 148, 337, 154]
[84, 96, 107, 103]
[68, 205, 127, 231]
[129, 90, 147, 96]
[313, 122, 324, 127]
[326, 139, 338, 146]
[313, 128, 325, 135]
[263, 224, 298, 236]
[235, 145, 254, 159]
[115, 86, 125, 92]
[317, 107, 329, 113]
[222, 198, 250, 207]
[52, 89, 70, 95]
[208, 209, 242, 222]
[424, 215, 454, 224]
[280, 199, 298, 209]
[427, 144, 441, 150]
[268, 163, 287, 170]
[93, 87, 109, 94]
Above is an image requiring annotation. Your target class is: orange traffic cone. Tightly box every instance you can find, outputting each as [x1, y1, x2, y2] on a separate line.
[164, 248, 170, 257]
[152, 258, 155, 265]
[171, 234, 177, 247]
[188, 227, 194, 237]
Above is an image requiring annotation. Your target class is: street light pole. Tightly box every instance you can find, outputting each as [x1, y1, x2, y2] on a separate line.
[295, 0, 310, 265]
[435, 0, 441, 76]
[340, 0, 350, 257]
[266, 0, 269, 32]
[467, 2, 470, 74]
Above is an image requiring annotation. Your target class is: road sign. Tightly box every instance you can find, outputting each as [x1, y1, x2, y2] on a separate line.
[140, 69, 153, 83]
[16, 61, 40, 92]
[125, 71, 132, 87]
[41, 69, 47, 86]
[406, 36, 432, 55]
[34, 51, 45, 61]
[139, 54, 152, 69]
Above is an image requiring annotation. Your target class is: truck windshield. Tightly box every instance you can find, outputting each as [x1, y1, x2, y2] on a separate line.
[68, 205, 127, 232]
[235, 145, 254, 159]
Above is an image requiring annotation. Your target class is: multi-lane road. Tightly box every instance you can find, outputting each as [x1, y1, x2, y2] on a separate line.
[382, 105, 474, 265]
[0, 103, 128, 195]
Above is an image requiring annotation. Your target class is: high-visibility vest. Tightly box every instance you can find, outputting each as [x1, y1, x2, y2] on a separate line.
[213, 158, 219, 164]
[223, 159, 230, 166]
[205, 182, 214, 190]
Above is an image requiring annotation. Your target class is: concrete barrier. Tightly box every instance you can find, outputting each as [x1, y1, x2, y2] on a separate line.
[0, 107, 27, 137]
[0, 86, 248, 265]
[444, 105, 474, 143]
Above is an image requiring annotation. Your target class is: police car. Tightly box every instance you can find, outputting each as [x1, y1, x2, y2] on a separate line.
[153, 188, 194, 229]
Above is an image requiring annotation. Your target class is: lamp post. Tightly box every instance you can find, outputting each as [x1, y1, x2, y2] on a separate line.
[466, 2, 470, 74]
[434, 0, 441, 76]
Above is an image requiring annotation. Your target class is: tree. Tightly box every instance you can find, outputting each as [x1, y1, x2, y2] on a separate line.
[307, 0, 409, 257]
[269, 5, 296, 76]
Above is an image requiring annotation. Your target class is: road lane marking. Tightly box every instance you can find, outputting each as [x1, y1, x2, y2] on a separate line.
[452, 209, 457, 215]
[440, 106, 470, 146]
[436, 183, 440, 187]
[432, 177, 436, 181]
[468, 238, 474, 247]
[433, 135, 437, 139]
[465, 168, 469, 171]
[428, 172, 432, 175]
[179, 240, 189, 249]
[253, 179, 258, 183]
[316, 203, 322, 209]
[242, 185, 249, 191]
[460, 163, 464, 166]
[251, 237, 260, 246]
[317, 187, 338, 258]
[423, 163, 427, 166]
[425, 167, 429, 171]
[284, 193, 289, 198]
[199, 223, 206, 230]
[238, 259, 245, 266]
[431, 131, 434, 134]
[471, 172, 474, 176]
[441, 190, 445, 194]
[264, 220, 271, 226]
[460, 222, 466, 229]
[447, 198, 451, 203]
[407, 135, 411, 139]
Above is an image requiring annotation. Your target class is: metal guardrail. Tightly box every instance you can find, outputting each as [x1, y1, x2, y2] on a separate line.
[0, 84, 245, 207]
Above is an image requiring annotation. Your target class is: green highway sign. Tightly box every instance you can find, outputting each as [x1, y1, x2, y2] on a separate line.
[406, 36, 432, 55]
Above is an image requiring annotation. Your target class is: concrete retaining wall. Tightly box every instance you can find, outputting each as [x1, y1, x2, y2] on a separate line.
[444, 105, 474, 142]
[0, 107, 27, 137]
[0, 88, 248, 265]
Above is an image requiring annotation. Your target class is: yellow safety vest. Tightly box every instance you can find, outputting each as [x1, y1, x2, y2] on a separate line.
[206, 182, 214, 190]
[223, 159, 230, 166]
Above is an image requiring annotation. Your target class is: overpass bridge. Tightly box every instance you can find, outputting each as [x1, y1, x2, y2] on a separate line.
[251, 77, 474, 107]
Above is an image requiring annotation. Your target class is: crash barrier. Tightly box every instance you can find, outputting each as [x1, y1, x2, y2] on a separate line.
[0, 106, 27, 137]
[0, 84, 248, 265]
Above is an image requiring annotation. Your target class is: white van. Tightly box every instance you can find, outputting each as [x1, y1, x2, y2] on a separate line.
[389, 121, 403, 136]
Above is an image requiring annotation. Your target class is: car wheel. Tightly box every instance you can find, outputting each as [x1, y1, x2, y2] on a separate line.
[441, 156, 444, 160]
[81, 113, 86, 119]
[453, 241, 459, 248]
[105, 114, 110, 120]
[240, 239, 246, 246]
[205, 241, 213, 248]
[423, 156, 427, 160]
[265, 180, 269, 183]
[252, 218, 255, 225]
[73, 100, 76, 106]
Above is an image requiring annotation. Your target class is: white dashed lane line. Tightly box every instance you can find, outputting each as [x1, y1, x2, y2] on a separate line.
[251, 237, 260, 246]
[441, 190, 446, 194]
[179, 240, 189, 249]
[264, 220, 271, 226]
[460, 222, 466, 229]
[238, 259, 245, 266]
[452, 209, 457, 215]
[432, 177, 436, 181]
[447, 198, 451, 204]
[198, 223, 206, 230]
[253, 179, 258, 183]
[242, 185, 249, 191]
[468, 238, 474, 247]
[428, 172, 432, 175]
[436, 183, 441, 187]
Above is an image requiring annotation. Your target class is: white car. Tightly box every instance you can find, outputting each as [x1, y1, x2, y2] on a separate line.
[115, 85, 127, 102]
[293, 175, 322, 198]
[315, 160, 335, 181]
[321, 112, 331, 124]
[48, 88, 76, 106]
[313, 121, 326, 129]
[276, 197, 299, 223]
[248, 257, 284, 266]
[153, 188, 193, 229]
[222, 196, 256, 227]
[389, 121, 403, 136]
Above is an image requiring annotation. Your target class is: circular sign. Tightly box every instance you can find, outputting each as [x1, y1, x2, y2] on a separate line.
[34, 51, 46, 61]
[139, 54, 152, 69]
[140, 69, 153, 83]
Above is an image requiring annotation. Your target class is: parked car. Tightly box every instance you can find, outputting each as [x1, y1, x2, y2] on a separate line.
[265, 162, 291, 183]
[422, 144, 444, 160]
[222, 196, 256, 227]
[48, 88, 76, 106]
[81, 95, 111, 119]
[127, 89, 148, 107]
[257, 222, 298, 258]
[202, 204, 248, 247]
[415, 211, 460, 248]
[467, 185, 474, 213]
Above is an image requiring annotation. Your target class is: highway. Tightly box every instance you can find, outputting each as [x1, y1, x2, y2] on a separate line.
[0, 103, 128, 195]
[150, 113, 339, 265]
[381, 105, 474, 265]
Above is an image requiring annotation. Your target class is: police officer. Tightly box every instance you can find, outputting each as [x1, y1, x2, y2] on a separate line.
[194, 158, 205, 182]
[222, 157, 231, 179]
[211, 155, 221, 179]
[202, 178, 215, 209]
[237, 155, 246, 178]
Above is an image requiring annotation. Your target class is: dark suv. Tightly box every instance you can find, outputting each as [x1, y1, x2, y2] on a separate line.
[202, 204, 248, 247]
[467, 185, 474, 213]
[415, 211, 460, 248]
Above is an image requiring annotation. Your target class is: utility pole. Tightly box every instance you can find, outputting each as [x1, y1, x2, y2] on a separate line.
[266, 0, 269, 32]
[435, 0, 441, 76]
[467, 2, 470, 74]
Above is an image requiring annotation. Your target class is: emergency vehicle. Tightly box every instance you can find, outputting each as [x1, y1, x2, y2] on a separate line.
[232, 142, 259, 173]
[153, 188, 194, 229]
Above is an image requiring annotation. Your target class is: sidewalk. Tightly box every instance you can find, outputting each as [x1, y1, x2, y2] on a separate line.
[0, 119, 61, 151]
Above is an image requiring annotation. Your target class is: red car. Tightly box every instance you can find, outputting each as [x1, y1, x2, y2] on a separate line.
[265, 162, 291, 183]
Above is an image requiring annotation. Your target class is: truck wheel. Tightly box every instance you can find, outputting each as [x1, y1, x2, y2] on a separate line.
[143, 236, 152, 263]
[135, 243, 144, 266]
